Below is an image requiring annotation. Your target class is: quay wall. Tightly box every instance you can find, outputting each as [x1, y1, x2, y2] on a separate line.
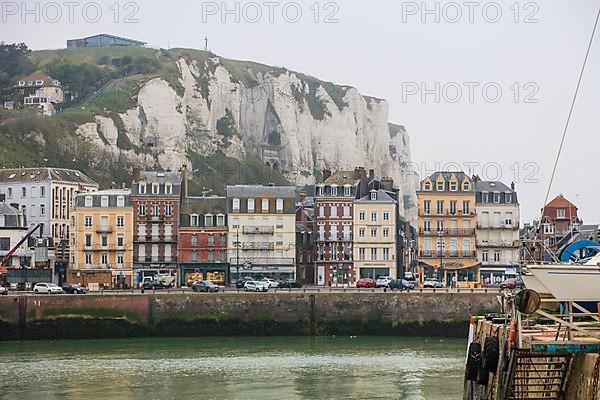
[0, 292, 500, 340]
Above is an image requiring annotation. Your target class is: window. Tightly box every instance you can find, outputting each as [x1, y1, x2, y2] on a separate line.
[437, 220, 444, 232]
[450, 181, 457, 191]
[359, 248, 365, 261]
[557, 208, 566, 218]
[101, 235, 108, 247]
[85, 234, 92, 247]
[117, 234, 124, 247]
[319, 206, 325, 217]
[84, 196, 92, 207]
[84, 216, 92, 227]
[232, 218, 239, 229]
[370, 191, 377, 200]
[165, 245, 172, 262]
[276, 198, 284, 212]
[101, 253, 108, 265]
[151, 224, 159, 238]
[138, 224, 146, 236]
[436, 181, 444, 191]
[482, 193, 489, 203]
[261, 199, 269, 212]
[463, 201, 470, 215]
[152, 183, 159, 194]
[164, 203, 172, 217]
[40, 186, 45, 197]
[276, 218, 283, 228]
[164, 224, 172, 240]
[138, 183, 146, 194]
[205, 214, 213, 227]
[21, 187, 26, 197]
[543, 224, 554, 234]
[85, 253, 92, 265]
[359, 211, 365, 221]
[191, 251, 198, 262]
[493, 193, 500, 203]
[317, 186, 324, 196]
[220, 234, 226, 246]
[383, 211, 390, 221]
[370, 211, 377, 222]
[359, 228, 365, 238]
[383, 248, 390, 261]
[462, 182, 470, 191]
[494, 251, 501, 262]
[423, 200, 431, 215]
[208, 234, 214, 246]
[371, 248, 377, 261]
[506, 194, 512, 203]
[344, 186, 351, 196]
[370, 228, 377, 238]
[100, 196, 109, 207]
[331, 185, 338, 196]
[191, 234, 198, 246]
[117, 254, 124, 265]
[482, 251, 488, 262]
[165, 184, 172, 194]
[40, 204, 45, 215]
[423, 220, 431, 232]
[207, 251, 215, 263]
[248, 198, 255, 212]
[139, 204, 146, 216]
[424, 182, 431, 191]
[343, 206, 350, 217]
[152, 204, 159, 217]
[436, 200, 444, 215]
[276, 235, 284, 246]
[216, 214, 225, 227]
[505, 218, 512, 227]
[383, 228, 389, 238]
[7, 188, 12, 198]
[232, 198, 240, 211]
[331, 206, 338, 218]
[450, 201, 457, 215]
[190, 214, 199, 226]
[117, 196, 125, 207]
[117, 216, 124, 227]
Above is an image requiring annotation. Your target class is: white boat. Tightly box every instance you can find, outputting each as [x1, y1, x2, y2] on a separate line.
[525, 253, 600, 301]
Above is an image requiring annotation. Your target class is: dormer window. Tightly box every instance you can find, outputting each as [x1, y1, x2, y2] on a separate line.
[35, 80, 44, 85]
[557, 208, 566, 219]
[462, 182, 470, 191]
[370, 191, 377, 200]
[424, 182, 431, 191]
[506, 194, 512, 203]
[138, 183, 146, 194]
[482, 193, 489, 203]
[18, 81, 25, 86]
[152, 183, 159, 194]
[316, 186, 324, 197]
[248, 198, 255, 212]
[449, 182, 457, 191]
[165, 184, 172, 194]
[436, 182, 444, 191]
[343, 185, 351, 196]
[493, 193, 500, 203]
[190, 214, 199, 226]
[331, 185, 338, 196]
[232, 198, 240, 211]
[205, 214, 213, 227]
[84, 196, 93, 207]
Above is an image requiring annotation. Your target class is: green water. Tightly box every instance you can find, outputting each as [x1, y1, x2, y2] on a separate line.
[0, 337, 466, 400]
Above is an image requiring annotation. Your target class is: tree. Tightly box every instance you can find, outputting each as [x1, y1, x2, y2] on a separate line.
[0, 42, 34, 86]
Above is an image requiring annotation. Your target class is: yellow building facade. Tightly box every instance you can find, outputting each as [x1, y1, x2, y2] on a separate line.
[70, 189, 134, 288]
[353, 189, 398, 279]
[416, 172, 479, 287]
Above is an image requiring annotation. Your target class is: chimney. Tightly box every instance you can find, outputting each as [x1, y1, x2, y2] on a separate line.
[369, 169, 375, 181]
[322, 169, 332, 181]
[381, 177, 394, 191]
[510, 181, 515, 191]
[181, 165, 189, 198]
[132, 165, 141, 182]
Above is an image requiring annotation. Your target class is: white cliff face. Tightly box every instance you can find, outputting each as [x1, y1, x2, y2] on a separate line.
[75, 54, 417, 220]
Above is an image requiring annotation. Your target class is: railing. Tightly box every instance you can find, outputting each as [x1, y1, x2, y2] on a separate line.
[419, 228, 475, 236]
[315, 234, 353, 242]
[95, 225, 113, 233]
[419, 250, 476, 258]
[476, 223, 520, 230]
[229, 257, 295, 265]
[242, 242, 275, 250]
[477, 241, 519, 248]
[242, 226, 275, 234]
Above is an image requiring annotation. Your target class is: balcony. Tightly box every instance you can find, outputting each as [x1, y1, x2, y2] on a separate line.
[477, 241, 519, 248]
[95, 225, 113, 233]
[242, 226, 275, 234]
[419, 228, 475, 236]
[315, 234, 353, 242]
[229, 257, 295, 265]
[419, 250, 476, 258]
[476, 223, 520, 230]
[242, 242, 275, 250]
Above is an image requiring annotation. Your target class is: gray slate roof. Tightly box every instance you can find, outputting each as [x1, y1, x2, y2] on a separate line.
[355, 189, 397, 204]
[226, 185, 295, 199]
[0, 168, 97, 185]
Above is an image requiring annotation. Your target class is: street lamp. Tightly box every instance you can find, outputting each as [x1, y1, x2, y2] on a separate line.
[235, 226, 240, 282]
[437, 230, 444, 283]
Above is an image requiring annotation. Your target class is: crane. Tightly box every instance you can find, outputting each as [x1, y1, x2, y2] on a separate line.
[0, 223, 43, 267]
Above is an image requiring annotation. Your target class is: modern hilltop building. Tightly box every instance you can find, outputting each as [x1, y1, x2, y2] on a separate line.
[475, 181, 520, 285]
[131, 170, 182, 285]
[70, 189, 134, 289]
[178, 196, 229, 286]
[416, 172, 478, 287]
[226, 185, 296, 281]
[67, 34, 146, 48]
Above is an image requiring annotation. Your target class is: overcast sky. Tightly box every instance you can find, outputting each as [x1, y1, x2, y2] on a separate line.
[4, 0, 599, 223]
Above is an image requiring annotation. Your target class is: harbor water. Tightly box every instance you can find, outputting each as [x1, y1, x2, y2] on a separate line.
[0, 336, 466, 400]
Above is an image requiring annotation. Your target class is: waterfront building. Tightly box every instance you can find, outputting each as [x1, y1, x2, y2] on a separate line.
[475, 181, 520, 286]
[314, 168, 368, 286]
[131, 170, 182, 285]
[353, 188, 398, 279]
[0, 202, 33, 267]
[178, 196, 229, 286]
[70, 189, 134, 288]
[226, 185, 296, 281]
[67, 33, 146, 48]
[295, 195, 315, 284]
[416, 172, 478, 287]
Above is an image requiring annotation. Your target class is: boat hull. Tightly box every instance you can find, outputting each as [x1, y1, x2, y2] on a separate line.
[527, 264, 600, 301]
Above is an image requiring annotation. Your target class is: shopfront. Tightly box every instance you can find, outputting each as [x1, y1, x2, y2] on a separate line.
[229, 264, 295, 282]
[443, 261, 482, 288]
[480, 266, 517, 287]
[134, 264, 178, 287]
[180, 263, 229, 286]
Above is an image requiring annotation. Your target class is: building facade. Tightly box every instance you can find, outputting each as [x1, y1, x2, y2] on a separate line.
[67, 34, 146, 48]
[353, 189, 398, 280]
[131, 171, 182, 285]
[314, 168, 368, 286]
[295, 199, 315, 284]
[416, 172, 478, 287]
[0, 202, 33, 267]
[14, 71, 64, 116]
[226, 185, 296, 281]
[178, 196, 229, 286]
[70, 189, 134, 289]
[475, 181, 520, 286]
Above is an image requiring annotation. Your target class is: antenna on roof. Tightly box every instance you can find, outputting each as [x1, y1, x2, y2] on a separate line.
[204, 36, 208, 52]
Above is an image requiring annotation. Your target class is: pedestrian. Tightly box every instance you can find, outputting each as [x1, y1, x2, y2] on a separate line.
[451, 274, 457, 289]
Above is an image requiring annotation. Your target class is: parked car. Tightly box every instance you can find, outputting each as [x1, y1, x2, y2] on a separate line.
[356, 278, 376, 288]
[499, 278, 524, 290]
[142, 281, 166, 290]
[61, 284, 87, 294]
[278, 279, 303, 289]
[33, 283, 63, 294]
[404, 272, 417, 282]
[235, 277, 254, 288]
[244, 280, 269, 292]
[0, 286, 7, 295]
[192, 280, 220, 292]
[423, 279, 443, 288]
[261, 277, 280, 288]
[389, 279, 414, 291]
[375, 276, 393, 288]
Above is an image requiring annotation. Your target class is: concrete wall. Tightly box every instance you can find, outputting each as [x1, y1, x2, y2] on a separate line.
[0, 292, 499, 340]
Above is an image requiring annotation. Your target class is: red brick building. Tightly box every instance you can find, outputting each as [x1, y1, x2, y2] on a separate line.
[296, 198, 315, 284]
[314, 168, 368, 286]
[178, 196, 228, 286]
[131, 170, 182, 285]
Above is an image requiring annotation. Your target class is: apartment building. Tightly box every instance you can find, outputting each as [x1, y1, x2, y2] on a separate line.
[226, 185, 296, 281]
[353, 189, 398, 279]
[131, 170, 182, 284]
[70, 189, 134, 288]
[416, 172, 478, 287]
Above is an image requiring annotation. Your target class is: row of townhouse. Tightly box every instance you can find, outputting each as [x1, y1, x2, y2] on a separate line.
[416, 171, 520, 288]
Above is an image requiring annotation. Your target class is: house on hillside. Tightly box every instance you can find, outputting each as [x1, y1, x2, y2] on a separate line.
[67, 34, 146, 48]
[13, 71, 64, 116]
